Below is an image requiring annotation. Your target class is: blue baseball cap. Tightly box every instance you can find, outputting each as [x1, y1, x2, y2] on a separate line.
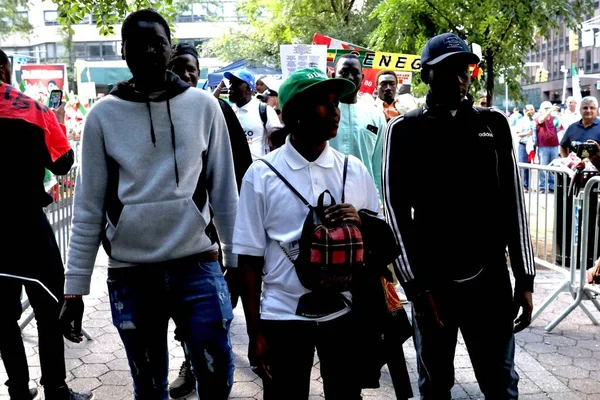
[224, 69, 256, 91]
[421, 33, 480, 66]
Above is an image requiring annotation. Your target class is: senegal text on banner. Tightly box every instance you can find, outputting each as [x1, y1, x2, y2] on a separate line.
[372, 52, 421, 72]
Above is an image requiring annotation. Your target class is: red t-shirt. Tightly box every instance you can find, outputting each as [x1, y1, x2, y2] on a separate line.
[536, 117, 559, 147]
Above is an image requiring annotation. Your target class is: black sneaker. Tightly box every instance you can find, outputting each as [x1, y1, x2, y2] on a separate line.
[169, 359, 196, 399]
[8, 387, 38, 399]
[44, 386, 93, 400]
[67, 389, 94, 400]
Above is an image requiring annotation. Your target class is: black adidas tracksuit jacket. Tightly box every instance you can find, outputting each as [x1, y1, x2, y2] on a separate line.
[382, 95, 535, 299]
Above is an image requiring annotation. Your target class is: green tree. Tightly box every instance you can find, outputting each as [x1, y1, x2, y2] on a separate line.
[204, 0, 382, 67]
[53, 0, 182, 36]
[0, 0, 32, 37]
[369, 0, 591, 105]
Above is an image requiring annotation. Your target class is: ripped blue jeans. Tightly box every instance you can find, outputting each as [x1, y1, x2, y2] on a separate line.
[107, 255, 234, 400]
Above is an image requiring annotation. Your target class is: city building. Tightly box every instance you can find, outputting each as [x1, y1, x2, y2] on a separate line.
[521, 6, 600, 108]
[0, 0, 247, 93]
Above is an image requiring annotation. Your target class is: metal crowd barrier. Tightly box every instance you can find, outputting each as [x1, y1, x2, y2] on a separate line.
[520, 162, 600, 332]
[540, 176, 600, 331]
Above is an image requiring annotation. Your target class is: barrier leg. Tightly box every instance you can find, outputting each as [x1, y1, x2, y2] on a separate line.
[578, 302, 600, 325]
[545, 296, 583, 332]
[19, 312, 36, 331]
[588, 294, 600, 312]
[82, 327, 93, 340]
[531, 280, 570, 322]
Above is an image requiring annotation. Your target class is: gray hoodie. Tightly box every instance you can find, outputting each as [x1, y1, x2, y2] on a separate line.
[65, 73, 239, 295]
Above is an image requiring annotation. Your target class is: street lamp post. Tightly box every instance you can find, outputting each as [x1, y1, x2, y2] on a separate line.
[560, 65, 568, 105]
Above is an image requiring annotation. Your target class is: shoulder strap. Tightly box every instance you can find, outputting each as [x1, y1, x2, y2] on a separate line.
[258, 159, 312, 208]
[259, 102, 268, 129]
[341, 155, 348, 203]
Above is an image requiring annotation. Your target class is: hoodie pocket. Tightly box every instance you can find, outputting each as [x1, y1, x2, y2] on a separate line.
[110, 198, 209, 263]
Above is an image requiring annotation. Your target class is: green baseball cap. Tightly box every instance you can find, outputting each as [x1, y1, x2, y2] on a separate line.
[278, 67, 356, 114]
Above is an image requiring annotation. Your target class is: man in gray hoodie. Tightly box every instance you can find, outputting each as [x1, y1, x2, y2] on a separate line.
[59, 9, 239, 400]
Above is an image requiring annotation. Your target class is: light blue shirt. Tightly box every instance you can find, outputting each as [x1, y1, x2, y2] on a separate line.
[328, 102, 387, 197]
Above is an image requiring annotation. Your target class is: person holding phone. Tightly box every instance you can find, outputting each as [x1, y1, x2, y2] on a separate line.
[559, 97, 600, 158]
[0, 48, 93, 400]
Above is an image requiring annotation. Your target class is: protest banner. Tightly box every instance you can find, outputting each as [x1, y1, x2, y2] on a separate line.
[280, 44, 328, 78]
[19, 64, 68, 105]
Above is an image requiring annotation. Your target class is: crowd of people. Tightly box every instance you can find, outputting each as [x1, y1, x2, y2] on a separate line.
[510, 96, 600, 193]
[1, 8, 600, 400]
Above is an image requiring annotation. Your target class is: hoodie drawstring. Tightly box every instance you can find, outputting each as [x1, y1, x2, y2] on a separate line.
[145, 99, 180, 187]
[146, 101, 157, 147]
[166, 99, 180, 186]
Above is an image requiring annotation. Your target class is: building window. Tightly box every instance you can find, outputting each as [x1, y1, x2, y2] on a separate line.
[44, 10, 60, 26]
[585, 49, 592, 71]
[46, 43, 56, 59]
[87, 43, 101, 59]
[74, 43, 86, 58]
[72, 41, 121, 61]
[102, 42, 117, 58]
[75, 14, 91, 24]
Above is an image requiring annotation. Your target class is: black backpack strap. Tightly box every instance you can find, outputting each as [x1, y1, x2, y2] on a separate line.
[258, 159, 312, 208]
[259, 102, 268, 130]
[341, 155, 348, 203]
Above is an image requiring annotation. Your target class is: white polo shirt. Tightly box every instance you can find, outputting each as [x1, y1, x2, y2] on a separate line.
[232, 97, 282, 160]
[233, 136, 381, 321]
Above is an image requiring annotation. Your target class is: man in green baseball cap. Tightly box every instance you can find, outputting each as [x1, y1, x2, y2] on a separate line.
[233, 67, 382, 399]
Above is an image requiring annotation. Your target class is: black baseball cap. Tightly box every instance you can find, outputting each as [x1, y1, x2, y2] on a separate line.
[421, 33, 480, 66]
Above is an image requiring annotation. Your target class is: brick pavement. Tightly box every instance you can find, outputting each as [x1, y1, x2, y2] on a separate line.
[1, 252, 599, 399]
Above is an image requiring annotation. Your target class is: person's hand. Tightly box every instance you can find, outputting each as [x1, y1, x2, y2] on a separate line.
[224, 267, 241, 309]
[249, 332, 272, 381]
[324, 204, 361, 226]
[413, 291, 444, 332]
[52, 101, 66, 125]
[59, 296, 85, 343]
[591, 258, 600, 284]
[513, 289, 533, 333]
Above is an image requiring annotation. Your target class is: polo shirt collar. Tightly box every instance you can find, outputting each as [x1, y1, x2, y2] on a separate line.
[577, 118, 599, 128]
[282, 135, 335, 170]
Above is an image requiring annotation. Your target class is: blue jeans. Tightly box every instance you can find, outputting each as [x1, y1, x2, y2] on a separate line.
[518, 143, 530, 189]
[538, 146, 558, 191]
[107, 255, 234, 400]
[412, 268, 519, 399]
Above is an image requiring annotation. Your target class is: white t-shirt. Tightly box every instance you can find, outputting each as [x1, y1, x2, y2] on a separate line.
[233, 136, 382, 321]
[233, 97, 282, 160]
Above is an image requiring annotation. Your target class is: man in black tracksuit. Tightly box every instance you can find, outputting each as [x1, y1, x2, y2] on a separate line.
[382, 33, 535, 399]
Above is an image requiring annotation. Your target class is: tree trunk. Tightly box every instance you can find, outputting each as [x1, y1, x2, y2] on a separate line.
[485, 49, 494, 107]
[67, 28, 76, 94]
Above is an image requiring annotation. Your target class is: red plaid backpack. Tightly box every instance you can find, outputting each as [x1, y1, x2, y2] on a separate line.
[259, 156, 364, 293]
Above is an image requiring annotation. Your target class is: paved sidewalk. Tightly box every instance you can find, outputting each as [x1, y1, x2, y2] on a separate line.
[1, 251, 599, 399]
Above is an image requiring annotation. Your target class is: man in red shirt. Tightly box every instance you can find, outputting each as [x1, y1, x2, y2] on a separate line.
[535, 101, 561, 192]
